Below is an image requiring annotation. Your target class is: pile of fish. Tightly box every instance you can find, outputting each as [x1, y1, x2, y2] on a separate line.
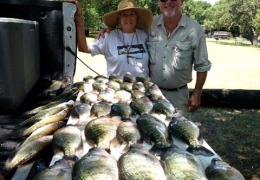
[4, 73, 245, 180]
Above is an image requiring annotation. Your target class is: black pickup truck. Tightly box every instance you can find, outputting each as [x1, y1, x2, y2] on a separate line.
[0, 0, 77, 178]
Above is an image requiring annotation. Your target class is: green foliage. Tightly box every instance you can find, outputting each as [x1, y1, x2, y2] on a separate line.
[76, 0, 259, 45]
[183, 0, 211, 25]
[253, 11, 260, 34]
[77, 0, 159, 30]
[203, 0, 260, 45]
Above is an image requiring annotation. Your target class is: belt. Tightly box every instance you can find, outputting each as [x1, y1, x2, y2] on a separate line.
[159, 84, 187, 91]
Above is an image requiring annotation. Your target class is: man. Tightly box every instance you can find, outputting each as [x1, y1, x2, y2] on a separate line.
[147, 0, 211, 118]
[99, 0, 211, 118]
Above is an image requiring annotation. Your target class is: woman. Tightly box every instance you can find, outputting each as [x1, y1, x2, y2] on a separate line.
[73, 0, 153, 77]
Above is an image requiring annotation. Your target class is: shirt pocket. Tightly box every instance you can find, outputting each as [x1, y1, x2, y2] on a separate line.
[147, 37, 159, 64]
[172, 40, 193, 71]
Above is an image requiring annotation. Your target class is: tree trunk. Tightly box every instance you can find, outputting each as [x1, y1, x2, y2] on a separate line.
[190, 89, 260, 109]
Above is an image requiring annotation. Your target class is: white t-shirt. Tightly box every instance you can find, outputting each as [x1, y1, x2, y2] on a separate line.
[89, 29, 149, 77]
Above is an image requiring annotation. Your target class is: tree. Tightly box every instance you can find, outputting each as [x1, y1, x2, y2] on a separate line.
[78, 0, 159, 30]
[228, 0, 260, 45]
[253, 11, 260, 34]
[203, 0, 260, 45]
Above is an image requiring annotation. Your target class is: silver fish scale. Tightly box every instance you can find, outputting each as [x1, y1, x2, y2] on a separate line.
[130, 97, 153, 115]
[118, 147, 167, 180]
[84, 118, 119, 149]
[117, 121, 141, 145]
[73, 147, 118, 180]
[160, 147, 208, 180]
[52, 125, 82, 157]
[170, 120, 202, 147]
[153, 99, 175, 117]
[137, 114, 172, 148]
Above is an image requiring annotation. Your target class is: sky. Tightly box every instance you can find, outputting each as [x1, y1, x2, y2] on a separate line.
[196, 0, 219, 5]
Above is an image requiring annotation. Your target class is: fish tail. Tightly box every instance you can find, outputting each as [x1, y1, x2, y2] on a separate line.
[186, 145, 215, 157]
[149, 145, 170, 157]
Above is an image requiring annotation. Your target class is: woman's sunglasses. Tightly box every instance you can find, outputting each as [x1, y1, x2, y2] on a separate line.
[159, 0, 177, 2]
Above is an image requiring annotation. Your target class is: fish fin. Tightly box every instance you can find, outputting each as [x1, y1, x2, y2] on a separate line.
[142, 134, 153, 145]
[111, 136, 121, 149]
[122, 144, 130, 154]
[186, 146, 215, 157]
[63, 155, 78, 162]
[149, 145, 169, 157]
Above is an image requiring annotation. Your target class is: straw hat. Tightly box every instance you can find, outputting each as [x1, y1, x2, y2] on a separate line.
[103, 0, 153, 29]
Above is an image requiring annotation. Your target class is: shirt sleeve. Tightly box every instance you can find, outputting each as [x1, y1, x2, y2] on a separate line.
[193, 32, 212, 72]
[89, 33, 109, 57]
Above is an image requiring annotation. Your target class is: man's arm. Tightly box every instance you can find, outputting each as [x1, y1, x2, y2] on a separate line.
[188, 71, 207, 112]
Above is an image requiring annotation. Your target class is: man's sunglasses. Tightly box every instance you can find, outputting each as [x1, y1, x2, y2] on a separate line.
[159, 0, 177, 2]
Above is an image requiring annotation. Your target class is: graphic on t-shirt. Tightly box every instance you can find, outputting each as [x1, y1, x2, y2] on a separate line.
[117, 44, 146, 59]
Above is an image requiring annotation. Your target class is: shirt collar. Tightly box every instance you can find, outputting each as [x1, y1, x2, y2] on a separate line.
[157, 13, 187, 28]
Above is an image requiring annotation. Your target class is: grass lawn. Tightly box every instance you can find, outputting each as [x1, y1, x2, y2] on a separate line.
[74, 36, 260, 179]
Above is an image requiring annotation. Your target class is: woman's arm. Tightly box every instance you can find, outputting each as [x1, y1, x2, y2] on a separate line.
[70, 0, 91, 53]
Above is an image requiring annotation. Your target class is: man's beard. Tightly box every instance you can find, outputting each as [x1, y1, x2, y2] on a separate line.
[163, 10, 176, 17]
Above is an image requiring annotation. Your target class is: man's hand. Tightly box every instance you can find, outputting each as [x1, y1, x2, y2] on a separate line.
[187, 91, 201, 112]
[96, 28, 111, 39]
[187, 71, 207, 112]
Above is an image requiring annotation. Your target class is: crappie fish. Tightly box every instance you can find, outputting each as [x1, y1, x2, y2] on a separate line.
[73, 81, 93, 93]
[98, 88, 115, 103]
[33, 156, 77, 180]
[205, 158, 245, 180]
[118, 144, 167, 180]
[120, 82, 134, 92]
[168, 119, 214, 156]
[39, 77, 71, 96]
[145, 83, 164, 100]
[94, 75, 109, 84]
[160, 146, 208, 180]
[116, 120, 142, 145]
[83, 75, 95, 84]
[110, 102, 132, 119]
[136, 74, 151, 83]
[84, 117, 122, 152]
[132, 82, 145, 92]
[22, 108, 71, 136]
[71, 103, 91, 121]
[52, 125, 83, 158]
[136, 114, 172, 148]
[80, 92, 98, 104]
[6, 135, 53, 170]
[19, 121, 65, 149]
[38, 88, 78, 105]
[123, 72, 136, 83]
[153, 98, 176, 118]
[72, 147, 118, 180]
[92, 82, 108, 92]
[23, 99, 74, 116]
[106, 80, 121, 91]
[115, 90, 132, 103]
[143, 81, 154, 90]
[109, 73, 123, 83]
[130, 96, 153, 115]
[131, 90, 145, 99]
[90, 101, 112, 118]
